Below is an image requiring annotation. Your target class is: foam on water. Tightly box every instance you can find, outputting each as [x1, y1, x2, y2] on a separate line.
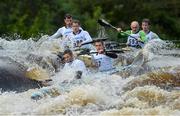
[101, 86, 180, 115]
[101, 106, 179, 116]
[0, 36, 180, 115]
[0, 89, 39, 115]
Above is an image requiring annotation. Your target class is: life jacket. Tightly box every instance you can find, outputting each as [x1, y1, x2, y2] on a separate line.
[126, 31, 140, 47]
[63, 59, 87, 73]
[68, 30, 92, 50]
[146, 31, 159, 42]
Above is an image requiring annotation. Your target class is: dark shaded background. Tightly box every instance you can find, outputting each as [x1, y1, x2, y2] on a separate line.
[0, 0, 180, 41]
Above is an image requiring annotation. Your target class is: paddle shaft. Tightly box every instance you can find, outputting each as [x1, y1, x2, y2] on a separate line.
[78, 48, 124, 58]
[98, 19, 144, 42]
[106, 23, 140, 41]
[90, 51, 118, 59]
[90, 50, 124, 54]
[112, 26, 144, 43]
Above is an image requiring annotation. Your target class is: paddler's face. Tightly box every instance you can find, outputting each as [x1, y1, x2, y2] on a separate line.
[95, 42, 104, 54]
[72, 23, 80, 33]
[142, 22, 149, 32]
[64, 18, 72, 27]
[63, 53, 73, 63]
[131, 22, 139, 33]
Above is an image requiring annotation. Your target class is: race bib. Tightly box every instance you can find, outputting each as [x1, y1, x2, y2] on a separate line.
[128, 38, 138, 46]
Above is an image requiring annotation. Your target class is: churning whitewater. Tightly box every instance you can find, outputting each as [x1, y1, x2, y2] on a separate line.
[0, 35, 179, 115]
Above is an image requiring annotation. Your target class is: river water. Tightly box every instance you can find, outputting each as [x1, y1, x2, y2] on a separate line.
[0, 35, 179, 115]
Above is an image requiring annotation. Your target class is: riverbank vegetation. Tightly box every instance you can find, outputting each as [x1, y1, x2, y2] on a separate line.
[0, 0, 180, 42]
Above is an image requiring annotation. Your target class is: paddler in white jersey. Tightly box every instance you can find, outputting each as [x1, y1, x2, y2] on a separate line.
[91, 40, 115, 72]
[67, 19, 93, 50]
[140, 18, 160, 42]
[49, 14, 73, 40]
[62, 49, 87, 79]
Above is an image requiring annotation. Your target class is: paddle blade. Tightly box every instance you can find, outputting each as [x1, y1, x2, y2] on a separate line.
[105, 52, 118, 59]
[25, 67, 50, 81]
[98, 19, 111, 27]
[98, 19, 117, 30]
[106, 49, 125, 53]
[78, 55, 93, 67]
[77, 48, 90, 55]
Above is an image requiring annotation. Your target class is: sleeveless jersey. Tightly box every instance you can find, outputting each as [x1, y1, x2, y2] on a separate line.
[146, 31, 159, 42]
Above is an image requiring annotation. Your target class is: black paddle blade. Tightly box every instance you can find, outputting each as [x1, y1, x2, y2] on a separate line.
[77, 48, 90, 56]
[105, 52, 118, 59]
[106, 49, 124, 53]
[98, 19, 117, 30]
[98, 19, 111, 27]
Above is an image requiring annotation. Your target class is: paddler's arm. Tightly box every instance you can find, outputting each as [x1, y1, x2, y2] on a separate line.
[117, 29, 131, 39]
[91, 54, 100, 69]
[49, 28, 63, 40]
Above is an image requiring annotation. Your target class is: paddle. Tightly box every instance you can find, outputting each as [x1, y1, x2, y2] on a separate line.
[78, 49, 125, 59]
[97, 19, 144, 43]
[105, 49, 125, 53]
[89, 51, 118, 59]
[98, 19, 118, 30]
[78, 49, 125, 54]
[105, 52, 118, 58]
[25, 67, 51, 81]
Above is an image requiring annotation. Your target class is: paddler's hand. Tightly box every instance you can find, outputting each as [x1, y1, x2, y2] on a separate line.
[98, 49, 105, 54]
[77, 43, 81, 47]
[137, 38, 144, 43]
[117, 28, 122, 32]
[75, 71, 82, 79]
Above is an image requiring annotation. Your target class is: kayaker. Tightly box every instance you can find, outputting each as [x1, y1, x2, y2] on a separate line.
[67, 19, 93, 50]
[140, 18, 160, 42]
[91, 40, 116, 72]
[31, 49, 87, 100]
[62, 49, 87, 79]
[49, 14, 73, 40]
[117, 21, 147, 48]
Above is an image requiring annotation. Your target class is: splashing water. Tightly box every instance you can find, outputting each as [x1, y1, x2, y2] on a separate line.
[0, 36, 179, 115]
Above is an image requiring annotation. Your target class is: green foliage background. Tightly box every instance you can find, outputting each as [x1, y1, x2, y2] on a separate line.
[0, 0, 180, 41]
